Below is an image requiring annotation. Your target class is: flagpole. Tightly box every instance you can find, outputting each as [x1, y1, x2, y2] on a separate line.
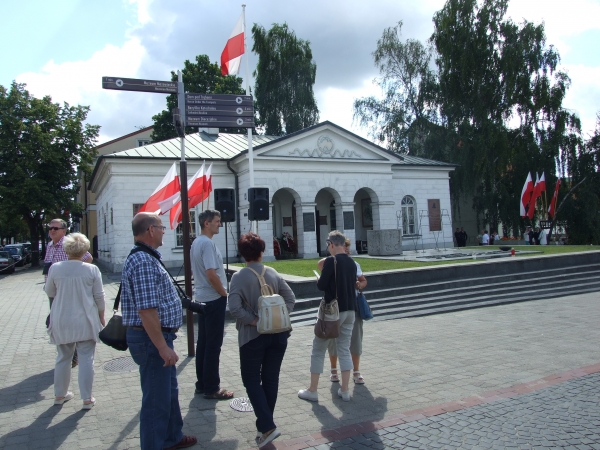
[243, 4, 255, 231]
[177, 70, 195, 357]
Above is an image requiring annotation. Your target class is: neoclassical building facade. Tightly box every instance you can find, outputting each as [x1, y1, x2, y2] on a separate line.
[88, 121, 455, 272]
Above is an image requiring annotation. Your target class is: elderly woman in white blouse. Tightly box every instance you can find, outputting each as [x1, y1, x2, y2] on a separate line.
[45, 232, 105, 409]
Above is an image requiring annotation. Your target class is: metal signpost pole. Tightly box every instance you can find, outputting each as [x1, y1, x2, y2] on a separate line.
[177, 71, 195, 357]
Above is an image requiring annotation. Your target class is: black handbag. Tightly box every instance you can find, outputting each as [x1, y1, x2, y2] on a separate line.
[98, 284, 128, 351]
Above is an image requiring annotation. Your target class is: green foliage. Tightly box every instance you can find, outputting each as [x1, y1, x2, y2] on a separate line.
[150, 55, 246, 143]
[0, 82, 99, 255]
[252, 23, 319, 136]
[355, 0, 585, 238]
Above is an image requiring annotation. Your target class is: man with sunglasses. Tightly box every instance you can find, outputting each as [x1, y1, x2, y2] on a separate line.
[44, 218, 93, 368]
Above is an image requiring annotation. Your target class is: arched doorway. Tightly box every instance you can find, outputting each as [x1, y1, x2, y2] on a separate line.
[271, 188, 300, 259]
[315, 188, 342, 256]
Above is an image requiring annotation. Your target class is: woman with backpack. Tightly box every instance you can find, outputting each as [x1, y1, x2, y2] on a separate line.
[228, 232, 296, 448]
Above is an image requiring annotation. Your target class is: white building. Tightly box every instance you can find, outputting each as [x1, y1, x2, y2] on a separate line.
[88, 121, 455, 272]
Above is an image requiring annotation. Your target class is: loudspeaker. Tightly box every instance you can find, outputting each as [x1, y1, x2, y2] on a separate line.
[214, 188, 236, 222]
[248, 187, 269, 221]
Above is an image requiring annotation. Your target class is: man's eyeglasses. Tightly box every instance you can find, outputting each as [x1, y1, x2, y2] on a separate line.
[151, 225, 167, 231]
[326, 239, 332, 247]
[48, 227, 66, 231]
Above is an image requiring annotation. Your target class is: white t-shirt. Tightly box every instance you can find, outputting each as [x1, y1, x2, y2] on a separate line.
[190, 235, 227, 302]
[482, 233, 490, 244]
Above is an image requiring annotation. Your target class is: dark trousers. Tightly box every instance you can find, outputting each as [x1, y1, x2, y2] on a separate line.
[195, 296, 227, 394]
[127, 328, 183, 450]
[240, 332, 289, 433]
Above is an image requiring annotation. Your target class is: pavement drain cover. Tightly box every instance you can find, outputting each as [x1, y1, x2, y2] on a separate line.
[102, 356, 138, 372]
[230, 397, 253, 412]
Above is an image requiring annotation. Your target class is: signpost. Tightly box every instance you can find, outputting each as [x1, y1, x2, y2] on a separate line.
[185, 94, 254, 128]
[102, 76, 178, 94]
[102, 77, 255, 357]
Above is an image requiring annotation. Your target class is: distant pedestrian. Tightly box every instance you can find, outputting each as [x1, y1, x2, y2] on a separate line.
[460, 227, 468, 247]
[481, 230, 490, 245]
[524, 226, 532, 245]
[122, 213, 197, 450]
[454, 228, 461, 247]
[228, 232, 296, 448]
[44, 233, 104, 410]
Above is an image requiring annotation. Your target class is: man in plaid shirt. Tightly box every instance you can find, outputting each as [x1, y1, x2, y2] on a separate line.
[121, 212, 197, 450]
[44, 218, 93, 368]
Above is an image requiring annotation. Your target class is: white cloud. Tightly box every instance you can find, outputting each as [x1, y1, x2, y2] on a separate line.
[561, 64, 600, 136]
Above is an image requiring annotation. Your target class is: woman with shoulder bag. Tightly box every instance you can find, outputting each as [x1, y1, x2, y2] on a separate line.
[228, 232, 296, 448]
[326, 238, 368, 385]
[298, 231, 357, 402]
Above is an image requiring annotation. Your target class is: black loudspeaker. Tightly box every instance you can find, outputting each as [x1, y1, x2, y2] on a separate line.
[248, 187, 269, 221]
[214, 188, 236, 222]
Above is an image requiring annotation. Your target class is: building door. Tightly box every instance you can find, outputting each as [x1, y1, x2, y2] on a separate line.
[315, 206, 321, 255]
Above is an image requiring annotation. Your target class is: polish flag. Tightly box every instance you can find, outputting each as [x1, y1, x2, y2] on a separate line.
[221, 13, 245, 76]
[168, 163, 214, 229]
[548, 179, 561, 218]
[527, 172, 545, 219]
[138, 163, 180, 214]
[520, 172, 534, 217]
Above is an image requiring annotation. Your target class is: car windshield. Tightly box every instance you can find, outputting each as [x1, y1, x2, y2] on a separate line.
[0, 251, 9, 258]
[6, 248, 20, 255]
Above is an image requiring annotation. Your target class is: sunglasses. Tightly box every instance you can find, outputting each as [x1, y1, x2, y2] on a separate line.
[326, 239, 332, 246]
[48, 227, 66, 231]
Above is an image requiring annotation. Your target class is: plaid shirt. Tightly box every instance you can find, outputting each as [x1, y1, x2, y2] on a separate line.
[121, 243, 182, 328]
[44, 236, 92, 280]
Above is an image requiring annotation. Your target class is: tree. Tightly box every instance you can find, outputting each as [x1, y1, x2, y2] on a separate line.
[355, 0, 579, 237]
[151, 55, 246, 143]
[0, 82, 99, 264]
[252, 23, 319, 136]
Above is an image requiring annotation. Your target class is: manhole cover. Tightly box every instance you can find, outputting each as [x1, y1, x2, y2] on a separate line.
[230, 397, 253, 412]
[102, 356, 138, 372]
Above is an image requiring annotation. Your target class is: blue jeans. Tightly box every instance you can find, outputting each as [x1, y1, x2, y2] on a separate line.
[239, 332, 289, 433]
[127, 328, 183, 450]
[195, 296, 227, 394]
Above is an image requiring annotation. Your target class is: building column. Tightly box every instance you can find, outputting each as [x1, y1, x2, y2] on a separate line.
[340, 202, 357, 254]
[297, 202, 318, 259]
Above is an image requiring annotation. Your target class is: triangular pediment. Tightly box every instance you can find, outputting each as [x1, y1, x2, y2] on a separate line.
[253, 122, 401, 163]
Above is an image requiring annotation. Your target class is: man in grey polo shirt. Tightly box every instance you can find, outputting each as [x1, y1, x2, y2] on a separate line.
[191, 210, 233, 400]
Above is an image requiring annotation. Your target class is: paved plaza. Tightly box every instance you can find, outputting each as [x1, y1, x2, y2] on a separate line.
[0, 265, 599, 449]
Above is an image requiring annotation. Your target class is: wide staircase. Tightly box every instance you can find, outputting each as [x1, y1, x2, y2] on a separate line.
[288, 252, 600, 327]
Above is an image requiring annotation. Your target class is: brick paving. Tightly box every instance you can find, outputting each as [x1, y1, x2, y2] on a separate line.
[0, 265, 599, 449]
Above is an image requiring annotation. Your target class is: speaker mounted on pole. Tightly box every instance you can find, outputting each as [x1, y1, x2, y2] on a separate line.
[248, 187, 269, 221]
[214, 188, 236, 222]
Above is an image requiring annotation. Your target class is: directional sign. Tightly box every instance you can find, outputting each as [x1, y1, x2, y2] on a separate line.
[185, 93, 253, 106]
[186, 104, 254, 117]
[186, 116, 255, 128]
[102, 76, 178, 94]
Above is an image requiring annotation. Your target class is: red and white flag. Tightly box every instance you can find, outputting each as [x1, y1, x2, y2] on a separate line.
[548, 179, 561, 218]
[520, 172, 534, 217]
[527, 172, 545, 219]
[221, 12, 245, 76]
[138, 163, 180, 215]
[168, 163, 214, 229]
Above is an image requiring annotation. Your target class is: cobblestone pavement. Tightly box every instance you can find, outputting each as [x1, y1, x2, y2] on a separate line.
[0, 266, 599, 450]
[302, 373, 600, 450]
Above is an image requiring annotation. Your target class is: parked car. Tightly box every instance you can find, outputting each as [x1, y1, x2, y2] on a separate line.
[0, 250, 16, 274]
[4, 245, 25, 267]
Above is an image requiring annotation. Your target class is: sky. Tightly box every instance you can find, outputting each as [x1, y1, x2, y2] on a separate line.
[2, 0, 599, 145]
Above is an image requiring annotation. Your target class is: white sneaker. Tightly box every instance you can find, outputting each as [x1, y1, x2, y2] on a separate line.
[338, 388, 351, 401]
[256, 428, 281, 448]
[298, 388, 318, 402]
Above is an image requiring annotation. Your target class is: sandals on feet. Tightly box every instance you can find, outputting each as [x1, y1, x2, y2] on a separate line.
[54, 392, 74, 405]
[329, 368, 340, 382]
[82, 397, 96, 410]
[203, 388, 234, 400]
[353, 370, 365, 384]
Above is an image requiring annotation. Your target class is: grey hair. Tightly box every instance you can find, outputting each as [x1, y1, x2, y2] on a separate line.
[63, 233, 90, 258]
[49, 218, 68, 229]
[328, 230, 346, 247]
[132, 213, 160, 237]
[198, 209, 221, 230]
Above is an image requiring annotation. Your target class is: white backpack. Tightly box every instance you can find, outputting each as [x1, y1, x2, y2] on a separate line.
[246, 266, 292, 334]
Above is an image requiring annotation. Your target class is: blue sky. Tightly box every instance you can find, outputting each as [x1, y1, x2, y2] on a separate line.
[2, 0, 599, 144]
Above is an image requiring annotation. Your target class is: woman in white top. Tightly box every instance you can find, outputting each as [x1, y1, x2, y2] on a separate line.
[45, 233, 105, 409]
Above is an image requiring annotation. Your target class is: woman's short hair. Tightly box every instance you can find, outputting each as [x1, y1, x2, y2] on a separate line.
[63, 233, 90, 258]
[238, 232, 265, 262]
[328, 230, 346, 247]
[345, 238, 351, 247]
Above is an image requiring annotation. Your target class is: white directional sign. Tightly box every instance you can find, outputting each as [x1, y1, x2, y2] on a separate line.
[102, 76, 178, 93]
[185, 93, 254, 128]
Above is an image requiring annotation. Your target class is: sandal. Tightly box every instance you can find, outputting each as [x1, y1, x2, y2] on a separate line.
[164, 435, 198, 450]
[54, 392, 74, 405]
[330, 368, 340, 382]
[353, 371, 365, 384]
[203, 388, 234, 400]
[82, 397, 96, 410]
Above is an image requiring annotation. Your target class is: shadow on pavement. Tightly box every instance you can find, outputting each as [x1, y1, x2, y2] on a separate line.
[0, 406, 86, 448]
[182, 393, 238, 449]
[0, 369, 54, 414]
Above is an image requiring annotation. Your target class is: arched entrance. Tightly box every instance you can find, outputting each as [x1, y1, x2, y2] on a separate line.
[271, 188, 301, 259]
[315, 188, 342, 256]
[354, 188, 379, 253]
